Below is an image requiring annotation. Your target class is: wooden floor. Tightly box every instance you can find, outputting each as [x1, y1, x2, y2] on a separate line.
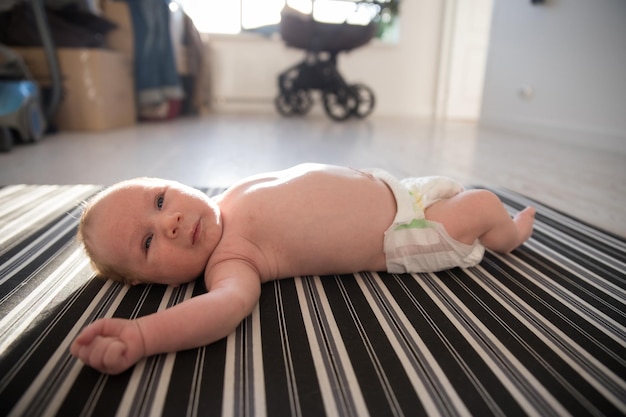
[1, 114, 624, 237]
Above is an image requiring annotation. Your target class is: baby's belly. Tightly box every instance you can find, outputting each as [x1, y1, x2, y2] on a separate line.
[267, 238, 388, 281]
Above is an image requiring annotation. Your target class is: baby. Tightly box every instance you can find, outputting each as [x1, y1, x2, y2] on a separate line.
[71, 163, 535, 374]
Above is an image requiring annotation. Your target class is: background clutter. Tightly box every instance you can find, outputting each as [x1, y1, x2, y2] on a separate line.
[0, 0, 208, 134]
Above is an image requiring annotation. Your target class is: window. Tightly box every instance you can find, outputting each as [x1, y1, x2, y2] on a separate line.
[178, 0, 399, 41]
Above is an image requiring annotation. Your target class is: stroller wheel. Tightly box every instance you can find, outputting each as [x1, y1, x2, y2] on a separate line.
[275, 90, 312, 116]
[323, 87, 357, 121]
[350, 84, 375, 119]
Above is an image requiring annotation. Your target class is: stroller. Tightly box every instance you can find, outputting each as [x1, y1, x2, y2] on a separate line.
[275, 6, 377, 121]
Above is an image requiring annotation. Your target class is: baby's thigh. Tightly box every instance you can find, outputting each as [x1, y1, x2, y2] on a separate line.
[425, 190, 501, 245]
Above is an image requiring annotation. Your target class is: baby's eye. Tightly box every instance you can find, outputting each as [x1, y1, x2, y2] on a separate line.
[144, 235, 153, 251]
[156, 193, 164, 210]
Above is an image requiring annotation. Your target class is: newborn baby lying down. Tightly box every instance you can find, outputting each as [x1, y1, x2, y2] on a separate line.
[71, 163, 535, 374]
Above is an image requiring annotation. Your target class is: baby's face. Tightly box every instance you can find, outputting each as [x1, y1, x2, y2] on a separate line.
[86, 178, 222, 286]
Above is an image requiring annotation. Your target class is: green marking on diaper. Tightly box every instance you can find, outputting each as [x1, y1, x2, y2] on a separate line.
[395, 218, 429, 230]
[408, 190, 424, 208]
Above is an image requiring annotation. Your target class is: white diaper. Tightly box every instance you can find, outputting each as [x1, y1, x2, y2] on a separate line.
[370, 169, 485, 273]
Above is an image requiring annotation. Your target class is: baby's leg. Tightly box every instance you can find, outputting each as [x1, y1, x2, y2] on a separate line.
[425, 189, 535, 253]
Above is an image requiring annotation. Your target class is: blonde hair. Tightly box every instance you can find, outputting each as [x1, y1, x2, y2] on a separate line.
[77, 187, 136, 285]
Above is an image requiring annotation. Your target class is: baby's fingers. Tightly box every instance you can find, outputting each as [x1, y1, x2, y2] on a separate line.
[70, 318, 143, 374]
[101, 340, 131, 374]
[87, 336, 127, 374]
[75, 336, 129, 374]
[72, 318, 127, 347]
[70, 323, 103, 359]
[72, 335, 104, 367]
[72, 319, 108, 345]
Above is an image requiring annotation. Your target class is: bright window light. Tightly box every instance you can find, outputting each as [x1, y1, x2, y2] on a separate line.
[242, 0, 284, 29]
[179, 0, 384, 34]
[287, 0, 312, 14]
[179, 0, 242, 34]
[312, 0, 354, 24]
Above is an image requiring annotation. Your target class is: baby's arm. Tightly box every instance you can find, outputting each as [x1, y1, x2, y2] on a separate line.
[71, 261, 261, 374]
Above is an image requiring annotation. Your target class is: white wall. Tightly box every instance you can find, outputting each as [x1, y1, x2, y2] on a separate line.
[206, 1, 444, 117]
[481, 0, 626, 148]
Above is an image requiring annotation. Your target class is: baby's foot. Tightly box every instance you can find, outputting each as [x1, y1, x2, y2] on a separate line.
[513, 206, 536, 245]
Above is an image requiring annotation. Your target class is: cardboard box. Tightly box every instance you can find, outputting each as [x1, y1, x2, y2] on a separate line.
[13, 47, 136, 131]
[101, 0, 134, 62]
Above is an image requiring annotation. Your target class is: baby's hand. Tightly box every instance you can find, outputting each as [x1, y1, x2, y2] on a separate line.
[70, 318, 146, 375]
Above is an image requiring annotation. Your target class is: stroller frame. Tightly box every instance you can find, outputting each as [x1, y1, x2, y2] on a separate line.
[276, 50, 374, 121]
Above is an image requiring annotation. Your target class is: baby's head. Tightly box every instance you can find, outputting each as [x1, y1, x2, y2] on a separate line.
[78, 178, 222, 286]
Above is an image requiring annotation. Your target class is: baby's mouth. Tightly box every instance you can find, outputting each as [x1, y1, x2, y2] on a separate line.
[191, 220, 201, 245]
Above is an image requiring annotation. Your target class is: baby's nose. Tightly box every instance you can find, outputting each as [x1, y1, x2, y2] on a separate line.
[163, 212, 182, 238]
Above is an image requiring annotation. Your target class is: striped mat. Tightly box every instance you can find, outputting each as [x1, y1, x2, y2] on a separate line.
[0, 184, 625, 417]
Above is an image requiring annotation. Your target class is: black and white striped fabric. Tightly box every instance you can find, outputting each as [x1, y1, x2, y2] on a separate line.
[1, 184, 625, 417]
